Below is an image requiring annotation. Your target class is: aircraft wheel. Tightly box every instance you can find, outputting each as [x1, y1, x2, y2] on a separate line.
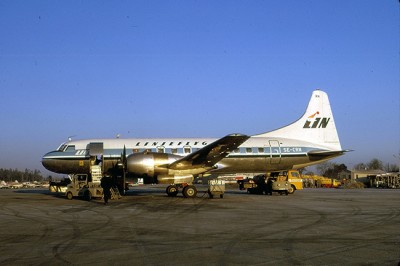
[166, 185, 179, 197]
[66, 192, 73, 200]
[182, 185, 197, 198]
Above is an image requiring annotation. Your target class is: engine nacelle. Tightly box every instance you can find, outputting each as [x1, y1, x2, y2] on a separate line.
[126, 152, 182, 177]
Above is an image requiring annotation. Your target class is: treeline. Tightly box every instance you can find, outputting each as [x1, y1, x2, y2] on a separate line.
[0, 168, 44, 182]
[312, 158, 399, 179]
[352, 158, 399, 172]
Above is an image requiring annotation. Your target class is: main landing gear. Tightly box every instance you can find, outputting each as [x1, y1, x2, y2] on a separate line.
[166, 184, 198, 198]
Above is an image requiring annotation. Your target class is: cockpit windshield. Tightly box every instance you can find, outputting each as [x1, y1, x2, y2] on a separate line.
[57, 144, 68, 152]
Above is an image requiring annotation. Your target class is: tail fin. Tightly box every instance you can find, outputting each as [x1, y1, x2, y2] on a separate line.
[253, 90, 342, 151]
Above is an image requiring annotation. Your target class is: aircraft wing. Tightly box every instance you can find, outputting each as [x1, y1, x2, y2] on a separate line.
[168, 134, 250, 170]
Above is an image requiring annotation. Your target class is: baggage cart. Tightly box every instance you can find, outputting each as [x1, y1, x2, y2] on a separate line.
[208, 179, 225, 198]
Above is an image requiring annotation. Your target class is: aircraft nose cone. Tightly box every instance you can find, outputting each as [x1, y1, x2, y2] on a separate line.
[42, 152, 58, 172]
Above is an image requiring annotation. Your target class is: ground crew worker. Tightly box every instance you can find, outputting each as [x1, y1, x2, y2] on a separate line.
[101, 175, 112, 205]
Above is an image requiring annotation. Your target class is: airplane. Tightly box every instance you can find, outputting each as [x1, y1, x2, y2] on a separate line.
[42, 90, 348, 198]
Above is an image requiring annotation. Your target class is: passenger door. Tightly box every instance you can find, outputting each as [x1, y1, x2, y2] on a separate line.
[269, 140, 281, 164]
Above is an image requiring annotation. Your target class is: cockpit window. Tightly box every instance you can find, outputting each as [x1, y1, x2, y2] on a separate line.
[57, 144, 67, 152]
[65, 145, 76, 152]
[56, 144, 75, 152]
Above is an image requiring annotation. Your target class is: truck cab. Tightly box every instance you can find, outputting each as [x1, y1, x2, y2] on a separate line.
[279, 170, 303, 194]
[265, 174, 291, 195]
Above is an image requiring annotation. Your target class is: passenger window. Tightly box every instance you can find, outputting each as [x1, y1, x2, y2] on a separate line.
[171, 148, 178, 154]
[157, 147, 165, 153]
[246, 148, 252, 153]
[184, 146, 191, 153]
[258, 148, 264, 153]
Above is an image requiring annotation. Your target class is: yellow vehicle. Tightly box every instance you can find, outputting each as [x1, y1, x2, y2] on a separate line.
[276, 170, 303, 194]
[316, 177, 341, 188]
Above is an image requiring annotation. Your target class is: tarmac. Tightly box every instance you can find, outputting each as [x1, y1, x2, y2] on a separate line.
[0, 186, 399, 265]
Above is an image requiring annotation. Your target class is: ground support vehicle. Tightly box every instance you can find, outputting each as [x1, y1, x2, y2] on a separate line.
[315, 177, 341, 188]
[49, 178, 70, 193]
[370, 173, 400, 188]
[238, 174, 291, 195]
[64, 164, 122, 201]
[65, 174, 104, 201]
[208, 179, 225, 198]
[284, 170, 303, 193]
[266, 175, 291, 195]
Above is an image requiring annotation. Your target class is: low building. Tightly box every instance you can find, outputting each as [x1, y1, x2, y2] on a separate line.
[350, 169, 385, 182]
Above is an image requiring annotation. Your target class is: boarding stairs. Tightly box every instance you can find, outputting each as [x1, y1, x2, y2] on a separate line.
[91, 164, 122, 200]
[111, 187, 122, 199]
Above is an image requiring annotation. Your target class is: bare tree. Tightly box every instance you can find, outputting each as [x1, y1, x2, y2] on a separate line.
[367, 158, 383, 170]
[354, 163, 367, 170]
[316, 162, 333, 176]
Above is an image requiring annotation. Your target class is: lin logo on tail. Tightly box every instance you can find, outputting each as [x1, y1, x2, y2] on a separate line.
[303, 111, 331, 128]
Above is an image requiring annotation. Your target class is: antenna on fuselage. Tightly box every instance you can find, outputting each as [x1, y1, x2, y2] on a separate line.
[67, 135, 76, 142]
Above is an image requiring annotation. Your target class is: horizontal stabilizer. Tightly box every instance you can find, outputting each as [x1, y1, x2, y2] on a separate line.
[308, 149, 352, 157]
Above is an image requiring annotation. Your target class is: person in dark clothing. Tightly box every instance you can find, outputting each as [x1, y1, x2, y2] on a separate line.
[265, 177, 273, 195]
[101, 176, 112, 205]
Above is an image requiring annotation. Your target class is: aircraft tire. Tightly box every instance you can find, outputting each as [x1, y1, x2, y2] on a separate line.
[166, 185, 179, 197]
[183, 185, 197, 198]
[66, 192, 73, 200]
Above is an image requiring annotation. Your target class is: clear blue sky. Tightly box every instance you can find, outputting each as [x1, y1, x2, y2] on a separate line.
[0, 0, 399, 175]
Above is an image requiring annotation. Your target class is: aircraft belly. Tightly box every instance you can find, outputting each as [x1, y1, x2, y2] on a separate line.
[215, 155, 311, 174]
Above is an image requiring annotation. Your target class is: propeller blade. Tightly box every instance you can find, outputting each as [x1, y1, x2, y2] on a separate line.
[122, 145, 127, 170]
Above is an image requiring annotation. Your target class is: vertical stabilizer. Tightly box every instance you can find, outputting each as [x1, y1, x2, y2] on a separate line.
[253, 90, 342, 151]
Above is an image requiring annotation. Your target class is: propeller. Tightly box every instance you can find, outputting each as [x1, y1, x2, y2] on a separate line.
[119, 145, 127, 194]
[108, 145, 128, 195]
[121, 145, 127, 171]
